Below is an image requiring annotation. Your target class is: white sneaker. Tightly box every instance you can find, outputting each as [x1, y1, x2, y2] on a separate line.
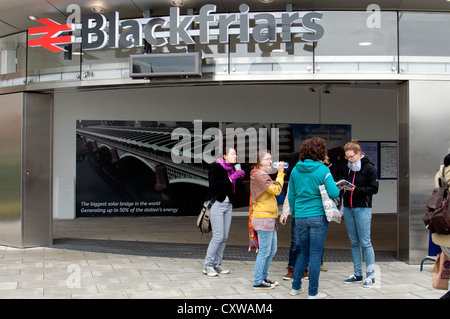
[214, 265, 230, 274]
[290, 288, 304, 296]
[307, 291, 327, 299]
[363, 278, 375, 288]
[203, 266, 218, 277]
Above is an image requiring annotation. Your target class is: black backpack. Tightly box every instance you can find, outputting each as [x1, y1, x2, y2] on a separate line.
[423, 167, 450, 234]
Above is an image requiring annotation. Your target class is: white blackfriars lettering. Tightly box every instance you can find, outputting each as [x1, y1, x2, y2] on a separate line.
[79, 4, 323, 50]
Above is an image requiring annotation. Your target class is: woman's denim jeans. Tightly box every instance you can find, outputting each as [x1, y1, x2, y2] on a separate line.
[253, 229, 277, 285]
[292, 215, 328, 296]
[288, 218, 301, 269]
[203, 201, 232, 268]
[343, 207, 375, 279]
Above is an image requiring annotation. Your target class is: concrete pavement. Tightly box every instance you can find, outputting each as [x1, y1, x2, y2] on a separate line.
[0, 215, 445, 299]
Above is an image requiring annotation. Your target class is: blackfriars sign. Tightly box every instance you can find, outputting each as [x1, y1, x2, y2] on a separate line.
[28, 3, 324, 52]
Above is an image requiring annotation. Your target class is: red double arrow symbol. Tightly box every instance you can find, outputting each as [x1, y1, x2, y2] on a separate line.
[28, 19, 75, 52]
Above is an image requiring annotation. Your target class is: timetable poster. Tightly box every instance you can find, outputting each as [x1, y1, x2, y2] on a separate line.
[380, 142, 397, 179]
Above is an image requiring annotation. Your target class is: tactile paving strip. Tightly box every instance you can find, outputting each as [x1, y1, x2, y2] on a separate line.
[52, 238, 397, 262]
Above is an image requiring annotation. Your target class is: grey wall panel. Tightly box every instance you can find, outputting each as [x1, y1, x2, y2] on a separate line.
[0, 93, 23, 246]
[401, 81, 450, 264]
[22, 93, 53, 247]
[0, 92, 52, 248]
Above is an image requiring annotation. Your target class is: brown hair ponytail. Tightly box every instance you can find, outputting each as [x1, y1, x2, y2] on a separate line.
[344, 139, 362, 154]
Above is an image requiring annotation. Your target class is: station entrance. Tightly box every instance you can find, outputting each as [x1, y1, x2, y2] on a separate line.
[3, 80, 447, 264]
[52, 81, 400, 262]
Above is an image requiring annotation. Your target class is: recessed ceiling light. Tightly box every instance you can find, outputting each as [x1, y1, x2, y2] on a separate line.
[28, 15, 39, 21]
[260, 0, 274, 3]
[358, 42, 373, 46]
[91, 6, 105, 13]
[171, 0, 185, 7]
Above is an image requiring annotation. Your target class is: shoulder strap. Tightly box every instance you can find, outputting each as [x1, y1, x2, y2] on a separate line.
[439, 166, 448, 188]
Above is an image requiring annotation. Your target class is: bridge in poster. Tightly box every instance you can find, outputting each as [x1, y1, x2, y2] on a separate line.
[76, 122, 298, 187]
[76, 124, 210, 187]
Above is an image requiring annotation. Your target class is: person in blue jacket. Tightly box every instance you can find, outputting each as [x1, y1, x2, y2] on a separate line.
[288, 137, 340, 299]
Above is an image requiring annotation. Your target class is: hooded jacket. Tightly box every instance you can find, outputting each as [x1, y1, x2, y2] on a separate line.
[288, 159, 340, 218]
[343, 156, 378, 208]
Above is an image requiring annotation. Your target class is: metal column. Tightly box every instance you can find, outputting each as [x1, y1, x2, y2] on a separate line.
[0, 92, 52, 248]
[398, 81, 450, 264]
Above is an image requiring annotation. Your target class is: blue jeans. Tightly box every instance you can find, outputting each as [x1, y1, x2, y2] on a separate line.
[288, 218, 301, 268]
[343, 207, 375, 279]
[203, 201, 232, 268]
[253, 229, 277, 285]
[292, 215, 328, 296]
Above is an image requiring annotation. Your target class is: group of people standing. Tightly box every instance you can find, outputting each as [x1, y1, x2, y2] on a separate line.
[202, 137, 379, 299]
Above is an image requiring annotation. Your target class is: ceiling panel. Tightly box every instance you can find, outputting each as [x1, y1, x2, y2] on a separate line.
[398, 0, 450, 11]
[310, 0, 403, 10]
[0, 0, 66, 34]
[49, 0, 143, 18]
[0, 21, 21, 36]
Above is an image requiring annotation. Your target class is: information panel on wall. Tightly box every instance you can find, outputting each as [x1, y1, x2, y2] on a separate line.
[359, 141, 397, 180]
[380, 142, 397, 179]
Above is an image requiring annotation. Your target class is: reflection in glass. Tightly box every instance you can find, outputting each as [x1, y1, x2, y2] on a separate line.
[399, 12, 450, 74]
[27, 43, 81, 84]
[315, 11, 398, 73]
[0, 32, 27, 88]
[130, 52, 201, 77]
[230, 33, 314, 74]
[81, 44, 141, 81]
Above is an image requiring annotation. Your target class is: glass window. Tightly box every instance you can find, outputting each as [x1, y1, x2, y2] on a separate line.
[0, 32, 27, 88]
[151, 36, 229, 76]
[399, 12, 450, 74]
[81, 45, 140, 81]
[314, 11, 398, 73]
[27, 43, 81, 85]
[194, 35, 229, 75]
[228, 11, 314, 75]
[230, 33, 314, 75]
